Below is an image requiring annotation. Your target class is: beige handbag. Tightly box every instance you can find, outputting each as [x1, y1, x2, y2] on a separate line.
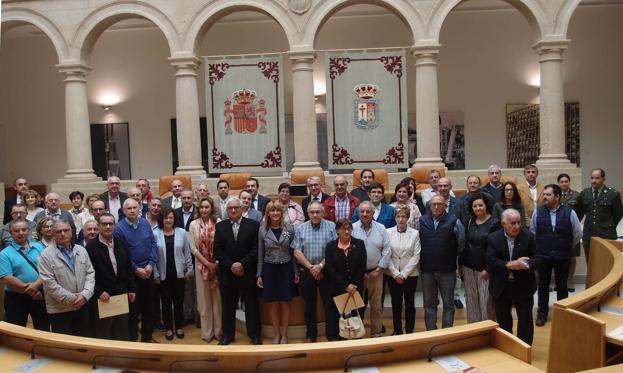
[338, 293, 366, 339]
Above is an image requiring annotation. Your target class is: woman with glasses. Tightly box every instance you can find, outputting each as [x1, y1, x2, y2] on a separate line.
[493, 181, 526, 228]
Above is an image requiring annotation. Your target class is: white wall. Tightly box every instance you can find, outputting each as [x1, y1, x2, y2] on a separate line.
[1, 4, 622, 190]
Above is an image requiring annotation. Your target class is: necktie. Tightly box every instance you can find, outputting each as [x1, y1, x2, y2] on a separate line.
[593, 189, 599, 201]
[232, 221, 239, 240]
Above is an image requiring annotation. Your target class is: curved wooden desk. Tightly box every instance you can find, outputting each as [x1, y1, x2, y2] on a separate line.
[548, 238, 623, 373]
[0, 320, 534, 372]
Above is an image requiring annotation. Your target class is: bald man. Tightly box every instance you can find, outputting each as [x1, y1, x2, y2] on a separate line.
[323, 175, 360, 223]
[33, 193, 76, 241]
[100, 176, 127, 222]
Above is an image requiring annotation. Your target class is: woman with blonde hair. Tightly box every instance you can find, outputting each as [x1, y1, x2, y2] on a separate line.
[187, 197, 222, 343]
[23, 189, 43, 222]
[256, 201, 298, 344]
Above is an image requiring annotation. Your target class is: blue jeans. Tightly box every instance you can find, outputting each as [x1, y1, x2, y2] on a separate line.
[421, 271, 456, 330]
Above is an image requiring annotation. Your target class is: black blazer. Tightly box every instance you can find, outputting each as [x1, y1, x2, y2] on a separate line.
[302, 192, 330, 221]
[254, 195, 270, 215]
[174, 206, 196, 231]
[99, 191, 128, 211]
[3, 196, 18, 225]
[486, 229, 540, 299]
[324, 237, 367, 297]
[214, 217, 260, 276]
[86, 237, 136, 299]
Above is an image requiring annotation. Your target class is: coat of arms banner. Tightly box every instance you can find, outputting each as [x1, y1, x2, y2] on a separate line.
[325, 49, 408, 169]
[204, 54, 286, 173]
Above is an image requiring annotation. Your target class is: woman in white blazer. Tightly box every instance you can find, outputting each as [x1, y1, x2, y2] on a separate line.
[386, 204, 421, 335]
[153, 207, 193, 340]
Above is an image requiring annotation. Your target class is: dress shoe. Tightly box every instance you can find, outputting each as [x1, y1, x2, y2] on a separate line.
[251, 337, 263, 345]
[307, 337, 317, 343]
[218, 338, 232, 345]
[165, 331, 174, 341]
[391, 331, 403, 336]
[176, 329, 185, 339]
[568, 287, 576, 293]
[454, 299, 464, 309]
[535, 313, 547, 327]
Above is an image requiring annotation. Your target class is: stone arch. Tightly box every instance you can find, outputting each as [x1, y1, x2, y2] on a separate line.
[553, 0, 582, 37]
[304, 0, 423, 48]
[1, 7, 70, 62]
[71, 0, 180, 62]
[427, 0, 547, 43]
[183, 0, 297, 53]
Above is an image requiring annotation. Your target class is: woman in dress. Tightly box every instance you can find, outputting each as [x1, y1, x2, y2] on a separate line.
[153, 207, 193, 340]
[276, 183, 305, 229]
[256, 201, 298, 344]
[390, 181, 422, 230]
[324, 218, 367, 340]
[188, 197, 222, 343]
[386, 205, 420, 334]
[461, 194, 501, 323]
[23, 189, 43, 222]
[558, 173, 581, 292]
[493, 181, 526, 228]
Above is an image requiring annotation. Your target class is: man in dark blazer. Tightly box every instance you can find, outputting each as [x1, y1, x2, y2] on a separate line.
[301, 176, 329, 221]
[3, 177, 30, 225]
[245, 177, 269, 215]
[214, 197, 261, 345]
[487, 208, 541, 345]
[174, 189, 196, 231]
[86, 213, 136, 340]
[99, 176, 127, 222]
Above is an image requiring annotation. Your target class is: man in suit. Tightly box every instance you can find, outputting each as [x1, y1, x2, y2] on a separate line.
[352, 182, 395, 228]
[487, 208, 541, 345]
[350, 169, 374, 202]
[136, 178, 152, 209]
[213, 197, 261, 345]
[482, 165, 504, 202]
[86, 213, 136, 340]
[516, 164, 544, 228]
[239, 191, 263, 223]
[3, 177, 30, 225]
[117, 187, 148, 220]
[245, 177, 269, 215]
[575, 168, 623, 260]
[302, 176, 329, 221]
[100, 176, 127, 222]
[162, 179, 184, 209]
[175, 189, 195, 231]
[34, 192, 77, 241]
[215, 179, 232, 221]
[324, 175, 360, 223]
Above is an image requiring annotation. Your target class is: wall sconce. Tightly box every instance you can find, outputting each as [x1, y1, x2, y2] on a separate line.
[102, 105, 112, 111]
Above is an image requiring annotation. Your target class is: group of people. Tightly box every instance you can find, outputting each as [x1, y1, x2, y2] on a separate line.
[0, 165, 621, 347]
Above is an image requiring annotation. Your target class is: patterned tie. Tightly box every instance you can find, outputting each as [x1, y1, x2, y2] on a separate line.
[232, 221, 240, 240]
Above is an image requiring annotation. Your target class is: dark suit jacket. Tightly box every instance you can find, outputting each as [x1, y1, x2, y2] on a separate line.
[214, 217, 260, 276]
[99, 191, 128, 211]
[3, 196, 18, 225]
[324, 237, 367, 297]
[86, 236, 136, 300]
[254, 195, 270, 215]
[302, 192, 330, 221]
[486, 229, 540, 299]
[175, 205, 196, 231]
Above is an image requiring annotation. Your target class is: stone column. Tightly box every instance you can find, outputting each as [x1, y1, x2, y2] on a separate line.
[412, 45, 445, 168]
[169, 56, 206, 176]
[534, 40, 572, 167]
[289, 51, 322, 171]
[57, 63, 97, 180]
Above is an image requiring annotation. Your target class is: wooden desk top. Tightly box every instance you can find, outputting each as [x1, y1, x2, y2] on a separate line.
[588, 296, 623, 347]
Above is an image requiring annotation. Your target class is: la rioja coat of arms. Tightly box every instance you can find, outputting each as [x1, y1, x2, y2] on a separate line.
[353, 83, 380, 131]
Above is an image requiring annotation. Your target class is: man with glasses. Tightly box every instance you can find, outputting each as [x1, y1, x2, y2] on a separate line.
[34, 192, 77, 241]
[3, 177, 30, 225]
[292, 201, 338, 342]
[39, 220, 95, 336]
[2, 204, 36, 248]
[302, 176, 329, 221]
[100, 176, 127, 222]
[419, 195, 465, 330]
[324, 175, 360, 223]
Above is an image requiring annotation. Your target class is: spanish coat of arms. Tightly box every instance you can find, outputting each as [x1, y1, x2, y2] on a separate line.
[223, 88, 268, 134]
[353, 83, 380, 131]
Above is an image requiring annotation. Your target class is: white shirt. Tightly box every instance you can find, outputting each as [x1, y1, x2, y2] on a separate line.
[171, 196, 182, 209]
[108, 195, 121, 222]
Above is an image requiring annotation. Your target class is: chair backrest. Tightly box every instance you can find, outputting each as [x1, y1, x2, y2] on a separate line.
[219, 173, 252, 196]
[158, 175, 192, 197]
[410, 167, 446, 191]
[352, 169, 389, 191]
[480, 175, 518, 186]
[290, 170, 326, 190]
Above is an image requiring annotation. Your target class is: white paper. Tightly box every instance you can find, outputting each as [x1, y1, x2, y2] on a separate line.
[607, 324, 623, 340]
[433, 355, 471, 372]
[93, 368, 122, 373]
[602, 305, 623, 316]
[12, 358, 53, 373]
[352, 368, 380, 373]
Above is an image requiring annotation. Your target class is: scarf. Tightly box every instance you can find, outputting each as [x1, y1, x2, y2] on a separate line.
[198, 218, 217, 287]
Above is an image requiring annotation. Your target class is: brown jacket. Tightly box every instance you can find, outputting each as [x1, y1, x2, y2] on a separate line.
[516, 182, 544, 228]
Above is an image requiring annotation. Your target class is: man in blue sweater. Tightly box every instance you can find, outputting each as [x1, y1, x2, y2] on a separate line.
[114, 198, 158, 343]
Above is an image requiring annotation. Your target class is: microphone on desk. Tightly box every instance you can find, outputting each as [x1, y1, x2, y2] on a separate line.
[427, 332, 490, 362]
[31, 344, 87, 359]
[343, 347, 394, 373]
[254, 352, 307, 373]
[92, 354, 161, 370]
[168, 356, 218, 373]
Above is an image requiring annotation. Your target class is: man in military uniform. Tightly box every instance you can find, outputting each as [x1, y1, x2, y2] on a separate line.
[576, 168, 623, 260]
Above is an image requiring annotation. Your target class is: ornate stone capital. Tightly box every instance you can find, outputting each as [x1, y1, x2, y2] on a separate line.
[56, 62, 92, 82]
[169, 55, 201, 77]
[533, 39, 570, 62]
[411, 42, 441, 67]
[289, 50, 316, 72]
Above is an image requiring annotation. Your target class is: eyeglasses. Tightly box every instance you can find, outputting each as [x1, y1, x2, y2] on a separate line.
[308, 210, 322, 215]
[227, 206, 241, 210]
